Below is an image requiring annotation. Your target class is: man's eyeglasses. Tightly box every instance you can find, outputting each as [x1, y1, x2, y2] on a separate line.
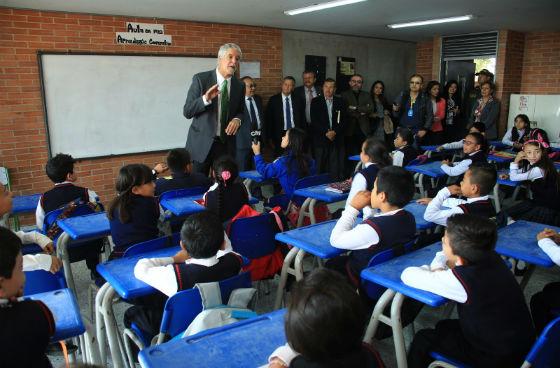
[350, 80, 363, 84]
[409, 81, 422, 85]
[463, 140, 476, 146]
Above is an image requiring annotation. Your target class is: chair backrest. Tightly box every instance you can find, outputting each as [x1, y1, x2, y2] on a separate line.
[23, 269, 67, 295]
[524, 316, 560, 367]
[43, 201, 104, 234]
[159, 187, 207, 202]
[229, 213, 279, 259]
[291, 173, 332, 206]
[362, 238, 417, 301]
[160, 272, 252, 339]
[123, 234, 174, 258]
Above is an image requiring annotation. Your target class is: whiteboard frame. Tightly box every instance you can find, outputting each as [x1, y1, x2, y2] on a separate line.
[37, 51, 215, 160]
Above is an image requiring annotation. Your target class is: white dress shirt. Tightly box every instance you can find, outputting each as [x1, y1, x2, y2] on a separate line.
[345, 162, 374, 218]
[502, 128, 526, 146]
[282, 94, 295, 130]
[304, 86, 317, 123]
[538, 237, 560, 266]
[8, 227, 54, 271]
[423, 186, 490, 226]
[442, 139, 464, 150]
[508, 163, 544, 182]
[391, 150, 405, 167]
[330, 206, 403, 251]
[440, 151, 481, 177]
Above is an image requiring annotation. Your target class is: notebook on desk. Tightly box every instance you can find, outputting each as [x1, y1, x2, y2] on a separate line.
[325, 179, 352, 193]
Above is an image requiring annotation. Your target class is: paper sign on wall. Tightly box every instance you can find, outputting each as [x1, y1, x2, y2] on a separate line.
[239, 61, 261, 79]
[116, 22, 172, 46]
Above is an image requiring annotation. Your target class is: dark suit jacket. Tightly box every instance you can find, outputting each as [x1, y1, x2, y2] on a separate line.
[293, 85, 322, 106]
[311, 96, 347, 147]
[236, 95, 264, 150]
[265, 93, 305, 148]
[341, 89, 373, 136]
[183, 70, 245, 162]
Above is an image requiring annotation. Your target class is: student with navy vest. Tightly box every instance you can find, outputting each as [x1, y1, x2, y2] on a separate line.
[36, 153, 102, 278]
[129, 211, 242, 341]
[502, 113, 531, 151]
[268, 269, 384, 368]
[345, 137, 391, 218]
[107, 164, 162, 259]
[436, 122, 486, 151]
[440, 132, 487, 179]
[155, 148, 212, 196]
[0, 228, 56, 368]
[419, 162, 497, 226]
[391, 127, 418, 167]
[402, 214, 535, 368]
[329, 166, 416, 286]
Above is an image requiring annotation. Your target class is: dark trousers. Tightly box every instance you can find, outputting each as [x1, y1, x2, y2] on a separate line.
[530, 281, 560, 334]
[314, 144, 345, 180]
[193, 138, 234, 176]
[408, 319, 524, 368]
[236, 148, 253, 172]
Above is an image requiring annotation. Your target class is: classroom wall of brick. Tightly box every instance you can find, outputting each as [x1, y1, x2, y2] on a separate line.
[415, 40, 433, 81]
[0, 7, 282, 208]
[520, 32, 560, 94]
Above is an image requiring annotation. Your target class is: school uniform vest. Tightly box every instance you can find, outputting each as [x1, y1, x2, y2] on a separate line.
[452, 252, 535, 359]
[353, 164, 380, 191]
[511, 128, 530, 150]
[172, 253, 242, 291]
[205, 182, 249, 222]
[398, 145, 418, 167]
[109, 194, 160, 252]
[154, 171, 211, 196]
[40, 183, 89, 214]
[457, 199, 496, 219]
[455, 150, 488, 183]
[289, 344, 383, 368]
[530, 174, 560, 211]
[348, 210, 416, 276]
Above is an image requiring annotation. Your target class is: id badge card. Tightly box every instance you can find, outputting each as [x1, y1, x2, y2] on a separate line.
[407, 108, 413, 117]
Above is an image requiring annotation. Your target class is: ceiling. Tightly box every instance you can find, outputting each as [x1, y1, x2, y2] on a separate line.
[2, 0, 560, 42]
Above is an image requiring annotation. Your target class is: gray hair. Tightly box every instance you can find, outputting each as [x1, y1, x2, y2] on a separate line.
[217, 43, 242, 60]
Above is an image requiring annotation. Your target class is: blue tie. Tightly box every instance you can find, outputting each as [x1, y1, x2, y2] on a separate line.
[285, 97, 292, 130]
[248, 97, 258, 129]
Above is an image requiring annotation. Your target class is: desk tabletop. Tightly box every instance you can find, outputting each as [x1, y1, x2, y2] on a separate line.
[160, 195, 206, 217]
[495, 220, 559, 267]
[405, 161, 446, 178]
[420, 145, 441, 152]
[496, 170, 523, 187]
[97, 246, 180, 299]
[489, 140, 509, 150]
[27, 288, 85, 341]
[56, 212, 110, 240]
[361, 242, 447, 307]
[239, 170, 266, 182]
[275, 220, 344, 259]
[139, 309, 286, 368]
[488, 151, 516, 163]
[403, 201, 437, 230]
[348, 154, 360, 161]
[293, 184, 348, 203]
[12, 193, 41, 214]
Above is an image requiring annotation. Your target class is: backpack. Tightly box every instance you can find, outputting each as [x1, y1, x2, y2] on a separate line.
[45, 198, 103, 240]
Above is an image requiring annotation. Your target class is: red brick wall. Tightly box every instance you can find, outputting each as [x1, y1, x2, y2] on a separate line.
[520, 32, 560, 94]
[415, 40, 433, 81]
[0, 8, 282, 207]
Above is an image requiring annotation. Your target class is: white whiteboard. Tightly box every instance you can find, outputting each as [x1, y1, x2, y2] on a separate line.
[508, 94, 560, 142]
[40, 54, 216, 158]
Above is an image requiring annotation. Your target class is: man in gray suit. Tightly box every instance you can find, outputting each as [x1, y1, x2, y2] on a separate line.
[341, 74, 373, 157]
[183, 43, 246, 174]
[236, 76, 264, 171]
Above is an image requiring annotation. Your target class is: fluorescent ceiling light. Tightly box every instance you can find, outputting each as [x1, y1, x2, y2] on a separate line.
[387, 15, 473, 29]
[284, 0, 367, 16]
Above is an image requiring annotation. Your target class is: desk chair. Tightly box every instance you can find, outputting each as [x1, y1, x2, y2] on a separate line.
[267, 173, 332, 213]
[122, 233, 177, 257]
[23, 269, 67, 295]
[159, 187, 207, 231]
[122, 272, 252, 367]
[428, 316, 560, 368]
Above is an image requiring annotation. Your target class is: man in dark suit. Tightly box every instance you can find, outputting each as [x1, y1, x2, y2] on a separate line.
[183, 43, 246, 175]
[294, 70, 322, 153]
[236, 76, 264, 171]
[311, 78, 347, 180]
[265, 76, 305, 157]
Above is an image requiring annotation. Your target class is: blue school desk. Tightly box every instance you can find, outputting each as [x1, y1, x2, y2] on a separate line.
[56, 212, 110, 295]
[160, 194, 259, 217]
[361, 242, 447, 368]
[403, 201, 437, 231]
[492, 170, 524, 212]
[139, 309, 287, 368]
[12, 193, 41, 214]
[239, 170, 271, 193]
[495, 220, 559, 290]
[489, 140, 509, 150]
[95, 245, 181, 368]
[405, 161, 446, 197]
[293, 183, 347, 227]
[27, 288, 85, 342]
[488, 151, 516, 163]
[348, 154, 362, 172]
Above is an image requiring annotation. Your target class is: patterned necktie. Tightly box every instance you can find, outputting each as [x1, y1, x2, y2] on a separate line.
[306, 88, 313, 123]
[220, 80, 229, 142]
[327, 99, 333, 129]
[248, 97, 258, 129]
[285, 97, 292, 130]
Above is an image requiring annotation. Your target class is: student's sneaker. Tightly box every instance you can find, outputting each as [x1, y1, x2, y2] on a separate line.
[46, 341, 78, 356]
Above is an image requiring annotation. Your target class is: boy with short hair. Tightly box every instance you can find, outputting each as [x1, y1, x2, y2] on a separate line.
[392, 127, 418, 167]
[155, 148, 212, 196]
[128, 211, 242, 339]
[36, 153, 101, 278]
[0, 227, 55, 367]
[420, 162, 497, 226]
[402, 214, 535, 368]
[329, 166, 417, 284]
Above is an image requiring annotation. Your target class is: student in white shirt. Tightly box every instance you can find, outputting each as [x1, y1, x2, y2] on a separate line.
[418, 162, 497, 226]
[402, 214, 535, 368]
[391, 127, 418, 167]
[531, 228, 560, 333]
[440, 132, 487, 178]
[502, 113, 531, 151]
[436, 122, 486, 151]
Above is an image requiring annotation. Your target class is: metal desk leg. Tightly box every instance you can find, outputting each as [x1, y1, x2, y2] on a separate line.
[519, 264, 536, 291]
[243, 178, 253, 194]
[418, 174, 426, 197]
[391, 293, 408, 368]
[294, 249, 307, 280]
[308, 199, 317, 225]
[56, 232, 76, 295]
[354, 161, 362, 173]
[363, 288, 396, 343]
[296, 198, 312, 228]
[492, 183, 501, 212]
[274, 246, 300, 310]
[100, 285, 125, 368]
[95, 282, 110, 364]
